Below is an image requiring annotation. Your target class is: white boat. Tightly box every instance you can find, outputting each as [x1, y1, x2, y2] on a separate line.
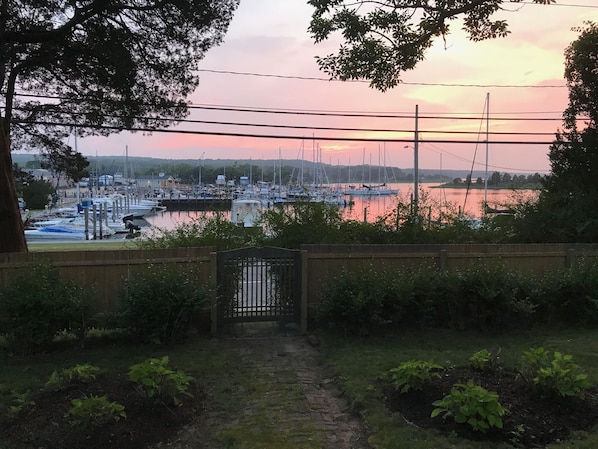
[25, 225, 87, 241]
[231, 197, 264, 227]
[81, 194, 160, 218]
[345, 184, 399, 196]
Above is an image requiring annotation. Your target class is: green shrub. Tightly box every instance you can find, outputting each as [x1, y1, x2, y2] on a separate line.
[139, 211, 261, 250]
[536, 261, 598, 326]
[439, 264, 537, 332]
[128, 356, 193, 406]
[67, 395, 126, 428]
[0, 262, 87, 353]
[45, 364, 101, 391]
[469, 349, 501, 372]
[261, 201, 345, 248]
[431, 380, 506, 432]
[519, 347, 590, 397]
[389, 360, 443, 393]
[316, 267, 395, 336]
[119, 263, 213, 344]
[315, 263, 539, 335]
[3, 390, 35, 418]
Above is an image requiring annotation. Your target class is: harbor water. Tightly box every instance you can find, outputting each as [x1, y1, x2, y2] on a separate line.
[144, 183, 537, 231]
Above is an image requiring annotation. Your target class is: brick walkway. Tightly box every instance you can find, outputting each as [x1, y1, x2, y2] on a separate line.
[158, 324, 370, 449]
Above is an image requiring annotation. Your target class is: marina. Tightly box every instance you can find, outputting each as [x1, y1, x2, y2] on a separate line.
[23, 182, 537, 243]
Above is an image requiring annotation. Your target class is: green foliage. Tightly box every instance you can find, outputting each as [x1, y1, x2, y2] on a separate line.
[431, 380, 506, 433]
[315, 267, 396, 336]
[535, 261, 598, 326]
[469, 349, 501, 372]
[261, 200, 344, 248]
[128, 356, 193, 406]
[119, 263, 213, 344]
[308, 0, 552, 91]
[0, 262, 88, 354]
[41, 147, 89, 189]
[317, 263, 539, 335]
[21, 179, 54, 210]
[139, 211, 262, 250]
[519, 348, 591, 397]
[67, 395, 126, 428]
[508, 23, 598, 243]
[45, 364, 100, 391]
[389, 360, 443, 393]
[3, 390, 35, 417]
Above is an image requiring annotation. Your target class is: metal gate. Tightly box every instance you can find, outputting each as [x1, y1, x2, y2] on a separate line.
[216, 247, 302, 326]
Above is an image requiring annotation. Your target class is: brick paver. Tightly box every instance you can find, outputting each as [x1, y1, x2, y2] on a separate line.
[158, 324, 370, 449]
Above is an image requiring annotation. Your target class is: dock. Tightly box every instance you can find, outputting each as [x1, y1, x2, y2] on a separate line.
[158, 198, 232, 211]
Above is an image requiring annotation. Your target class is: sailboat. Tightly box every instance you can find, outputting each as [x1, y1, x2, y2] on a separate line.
[345, 147, 398, 196]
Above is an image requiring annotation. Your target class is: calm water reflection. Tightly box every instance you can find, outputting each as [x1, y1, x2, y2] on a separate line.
[144, 183, 538, 231]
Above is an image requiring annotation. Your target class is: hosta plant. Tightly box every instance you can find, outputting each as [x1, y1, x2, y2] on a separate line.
[67, 395, 126, 428]
[389, 360, 443, 393]
[469, 348, 501, 372]
[520, 348, 591, 397]
[128, 356, 194, 406]
[431, 380, 506, 432]
[45, 364, 101, 391]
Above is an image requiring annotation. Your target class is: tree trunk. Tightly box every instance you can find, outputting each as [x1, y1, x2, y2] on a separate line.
[0, 124, 28, 253]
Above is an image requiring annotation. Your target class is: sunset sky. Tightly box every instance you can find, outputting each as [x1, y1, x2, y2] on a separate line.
[77, 0, 598, 174]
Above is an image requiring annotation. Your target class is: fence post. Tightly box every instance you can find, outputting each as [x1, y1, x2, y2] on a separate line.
[210, 251, 218, 337]
[300, 250, 308, 334]
[439, 249, 448, 271]
[566, 248, 576, 269]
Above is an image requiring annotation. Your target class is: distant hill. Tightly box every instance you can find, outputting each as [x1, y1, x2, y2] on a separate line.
[10, 152, 541, 182]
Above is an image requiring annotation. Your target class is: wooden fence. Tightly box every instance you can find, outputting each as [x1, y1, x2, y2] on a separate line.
[0, 247, 216, 314]
[2, 243, 598, 329]
[301, 243, 598, 315]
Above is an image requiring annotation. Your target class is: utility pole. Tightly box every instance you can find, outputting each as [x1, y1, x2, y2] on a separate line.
[414, 104, 419, 206]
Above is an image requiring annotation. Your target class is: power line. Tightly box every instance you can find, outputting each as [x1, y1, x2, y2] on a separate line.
[196, 69, 567, 89]
[17, 119, 558, 145]
[16, 111, 558, 137]
[187, 103, 567, 121]
[12, 92, 571, 120]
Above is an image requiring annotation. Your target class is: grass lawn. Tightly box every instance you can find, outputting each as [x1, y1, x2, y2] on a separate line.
[319, 327, 598, 449]
[2, 327, 598, 448]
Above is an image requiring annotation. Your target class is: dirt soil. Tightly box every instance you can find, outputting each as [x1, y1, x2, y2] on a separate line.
[385, 366, 598, 448]
[1, 329, 369, 449]
[3, 335, 598, 449]
[0, 371, 200, 449]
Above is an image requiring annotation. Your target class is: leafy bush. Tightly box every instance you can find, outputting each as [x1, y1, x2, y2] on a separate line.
[3, 390, 35, 418]
[67, 395, 126, 428]
[469, 349, 501, 372]
[536, 261, 598, 326]
[389, 360, 443, 393]
[139, 211, 261, 250]
[519, 347, 590, 397]
[119, 263, 213, 344]
[316, 263, 540, 335]
[316, 267, 396, 336]
[45, 364, 101, 391]
[438, 264, 537, 332]
[128, 356, 193, 406]
[431, 380, 506, 432]
[0, 262, 87, 353]
[261, 201, 345, 248]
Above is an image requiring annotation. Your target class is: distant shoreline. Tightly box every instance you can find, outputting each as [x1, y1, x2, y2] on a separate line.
[430, 183, 541, 190]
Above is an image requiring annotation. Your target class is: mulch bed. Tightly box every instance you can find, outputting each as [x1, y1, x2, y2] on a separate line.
[1, 373, 202, 449]
[384, 366, 598, 448]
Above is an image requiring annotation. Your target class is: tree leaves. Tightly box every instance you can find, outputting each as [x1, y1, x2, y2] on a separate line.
[308, 0, 556, 91]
